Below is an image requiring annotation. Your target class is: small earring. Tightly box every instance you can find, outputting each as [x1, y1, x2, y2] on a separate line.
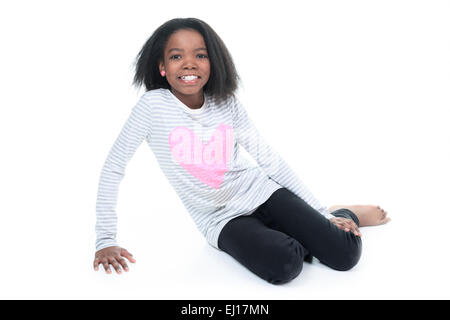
[160, 70, 166, 77]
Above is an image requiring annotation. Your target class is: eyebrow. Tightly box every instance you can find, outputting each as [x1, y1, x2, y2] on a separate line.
[167, 47, 207, 54]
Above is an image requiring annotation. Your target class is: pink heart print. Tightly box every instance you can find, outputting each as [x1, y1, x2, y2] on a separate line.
[169, 123, 234, 189]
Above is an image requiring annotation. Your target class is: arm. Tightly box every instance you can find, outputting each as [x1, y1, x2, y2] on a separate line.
[231, 97, 334, 220]
[95, 95, 153, 251]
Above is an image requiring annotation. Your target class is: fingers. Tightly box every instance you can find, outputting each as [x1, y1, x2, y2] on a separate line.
[345, 220, 361, 237]
[93, 258, 100, 271]
[97, 257, 122, 274]
[331, 218, 362, 237]
[102, 259, 113, 274]
[121, 248, 136, 263]
[117, 257, 129, 272]
[94, 247, 114, 274]
[93, 257, 112, 274]
[109, 256, 123, 274]
[93, 247, 136, 274]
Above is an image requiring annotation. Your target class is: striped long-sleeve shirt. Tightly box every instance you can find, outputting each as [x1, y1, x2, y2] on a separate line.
[95, 88, 333, 251]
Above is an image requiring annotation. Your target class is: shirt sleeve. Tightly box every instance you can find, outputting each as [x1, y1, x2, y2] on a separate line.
[231, 96, 334, 220]
[95, 95, 153, 251]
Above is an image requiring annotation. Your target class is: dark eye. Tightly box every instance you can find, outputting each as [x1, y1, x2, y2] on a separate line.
[198, 54, 208, 58]
[169, 55, 181, 60]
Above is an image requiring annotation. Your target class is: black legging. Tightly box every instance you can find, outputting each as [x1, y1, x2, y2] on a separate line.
[218, 188, 362, 285]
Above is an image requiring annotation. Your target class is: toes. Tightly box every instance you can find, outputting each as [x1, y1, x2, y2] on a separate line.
[380, 217, 391, 224]
[376, 206, 386, 218]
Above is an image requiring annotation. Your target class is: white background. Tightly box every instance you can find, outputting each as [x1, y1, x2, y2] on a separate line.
[0, 0, 449, 299]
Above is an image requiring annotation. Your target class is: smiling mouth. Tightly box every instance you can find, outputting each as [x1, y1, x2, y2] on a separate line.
[178, 75, 201, 80]
[177, 75, 201, 84]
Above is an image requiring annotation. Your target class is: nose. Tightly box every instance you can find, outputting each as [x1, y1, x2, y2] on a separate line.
[182, 55, 197, 69]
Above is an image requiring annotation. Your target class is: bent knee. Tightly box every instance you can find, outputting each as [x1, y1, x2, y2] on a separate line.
[266, 240, 305, 285]
[331, 242, 362, 271]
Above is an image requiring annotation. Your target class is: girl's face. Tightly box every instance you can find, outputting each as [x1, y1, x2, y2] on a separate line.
[159, 29, 211, 108]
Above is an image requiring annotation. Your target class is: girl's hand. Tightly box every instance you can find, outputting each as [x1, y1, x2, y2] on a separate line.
[93, 246, 136, 274]
[330, 217, 362, 237]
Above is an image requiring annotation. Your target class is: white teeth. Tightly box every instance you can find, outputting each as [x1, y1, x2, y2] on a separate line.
[181, 75, 198, 80]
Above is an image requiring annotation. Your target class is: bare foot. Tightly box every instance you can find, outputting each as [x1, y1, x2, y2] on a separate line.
[328, 204, 391, 227]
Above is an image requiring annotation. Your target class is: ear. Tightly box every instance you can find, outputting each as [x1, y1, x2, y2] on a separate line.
[158, 61, 165, 73]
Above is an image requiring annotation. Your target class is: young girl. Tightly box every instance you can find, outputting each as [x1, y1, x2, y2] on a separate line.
[93, 17, 390, 284]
